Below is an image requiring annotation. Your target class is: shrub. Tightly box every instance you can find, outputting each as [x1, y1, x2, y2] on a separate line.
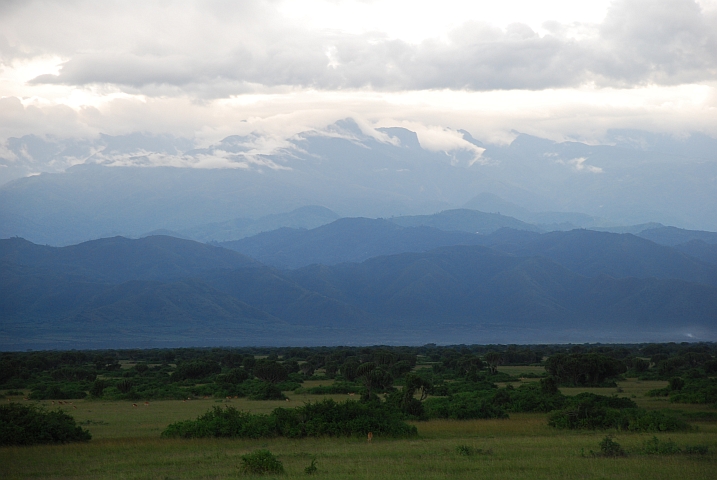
[240, 450, 284, 475]
[669, 377, 685, 391]
[684, 445, 709, 455]
[171, 360, 221, 382]
[642, 436, 681, 455]
[297, 382, 360, 395]
[253, 361, 289, 384]
[89, 379, 108, 397]
[221, 368, 249, 384]
[598, 436, 626, 457]
[272, 399, 417, 438]
[627, 410, 691, 432]
[545, 353, 627, 386]
[246, 381, 285, 400]
[161, 406, 275, 439]
[304, 457, 318, 475]
[424, 392, 508, 420]
[641, 436, 709, 455]
[456, 445, 473, 456]
[548, 393, 690, 432]
[0, 403, 91, 446]
[669, 378, 717, 405]
[162, 399, 417, 439]
[116, 379, 133, 394]
[455, 444, 490, 456]
[29, 383, 88, 400]
[490, 383, 566, 413]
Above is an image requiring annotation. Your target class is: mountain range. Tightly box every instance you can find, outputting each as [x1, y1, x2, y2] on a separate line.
[2, 120, 717, 348]
[2, 223, 716, 349]
[2, 120, 717, 246]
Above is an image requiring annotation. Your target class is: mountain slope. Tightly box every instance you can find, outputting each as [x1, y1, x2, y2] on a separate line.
[486, 229, 717, 286]
[172, 205, 340, 242]
[638, 226, 717, 246]
[390, 209, 541, 234]
[219, 217, 486, 268]
[3, 236, 717, 348]
[675, 240, 717, 266]
[286, 245, 717, 332]
[0, 235, 260, 283]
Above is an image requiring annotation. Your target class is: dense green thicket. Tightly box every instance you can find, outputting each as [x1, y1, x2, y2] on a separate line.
[424, 392, 509, 420]
[161, 399, 417, 439]
[0, 403, 91, 446]
[1, 343, 714, 405]
[422, 379, 567, 420]
[548, 393, 690, 432]
[647, 377, 717, 406]
[545, 353, 627, 386]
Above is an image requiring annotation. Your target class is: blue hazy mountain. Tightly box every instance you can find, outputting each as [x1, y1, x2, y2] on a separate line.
[2, 120, 717, 246]
[2, 233, 716, 349]
[219, 217, 491, 269]
[170, 206, 340, 242]
[637, 226, 717, 246]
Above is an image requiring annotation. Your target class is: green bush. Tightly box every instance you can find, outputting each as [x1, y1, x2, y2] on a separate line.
[304, 457, 318, 475]
[627, 410, 691, 432]
[490, 383, 566, 413]
[0, 403, 91, 446]
[246, 380, 285, 400]
[29, 382, 88, 400]
[669, 378, 717, 405]
[598, 435, 626, 457]
[424, 392, 508, 420]
[272, 399, 417, 438]
[296, 382, 360, 395]
[684, 445, 709, 455]
[642, 436, 681, 455]
[171, 360, 221, 382]
[456, 444, 473, 456]
[641, 436, 709, 455]
[548, 393, 689, 432]
[116, 379, 133, 394]
[89, 379, 108, 397]
[162, 399, 417, 439]
[161, 406, 275, 439]
[240, 450, 284, 475]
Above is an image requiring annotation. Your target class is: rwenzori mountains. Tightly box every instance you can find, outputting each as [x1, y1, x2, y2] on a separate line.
[1, 120, 717, 348]
[2, 119, 717, 246]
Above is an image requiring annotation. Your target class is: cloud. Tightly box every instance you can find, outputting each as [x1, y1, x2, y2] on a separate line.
[565, 157, 603, 173]
[595, 0, 717, 86]
[2, 0, 713, 97]
[90, 150, 291, 171]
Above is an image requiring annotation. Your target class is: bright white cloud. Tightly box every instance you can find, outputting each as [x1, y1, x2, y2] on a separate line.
[0, 0, 715, 150]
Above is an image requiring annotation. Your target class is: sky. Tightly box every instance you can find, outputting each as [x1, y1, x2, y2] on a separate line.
[1, 0, 717, 146]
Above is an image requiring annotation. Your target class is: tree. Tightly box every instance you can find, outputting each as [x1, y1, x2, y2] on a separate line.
[356, 362, 393, 399]
[299, 362, 315, 377]
[484, 352, 503, 375]
[340, 361, 359, 381]
[253, 361, 288, 384]
[1, 403, 91, 446]
[545, 353, 627, 386]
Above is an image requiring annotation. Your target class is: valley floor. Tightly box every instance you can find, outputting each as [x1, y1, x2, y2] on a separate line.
[2, 377, 716, 479]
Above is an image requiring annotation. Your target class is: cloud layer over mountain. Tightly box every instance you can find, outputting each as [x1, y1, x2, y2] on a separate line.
[1, 1, 717, 143]
[6, 1, 716, 93]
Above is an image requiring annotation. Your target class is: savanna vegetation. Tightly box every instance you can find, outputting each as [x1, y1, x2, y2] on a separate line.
[1, 342, 716, 479]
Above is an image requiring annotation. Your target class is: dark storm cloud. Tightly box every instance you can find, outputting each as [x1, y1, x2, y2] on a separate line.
[17, 0, 717, 95]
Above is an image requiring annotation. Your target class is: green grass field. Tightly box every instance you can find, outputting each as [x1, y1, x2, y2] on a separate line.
[2, 379, 717, 479]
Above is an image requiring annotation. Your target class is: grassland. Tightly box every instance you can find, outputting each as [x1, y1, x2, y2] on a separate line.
[2, 378, 717, 479]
